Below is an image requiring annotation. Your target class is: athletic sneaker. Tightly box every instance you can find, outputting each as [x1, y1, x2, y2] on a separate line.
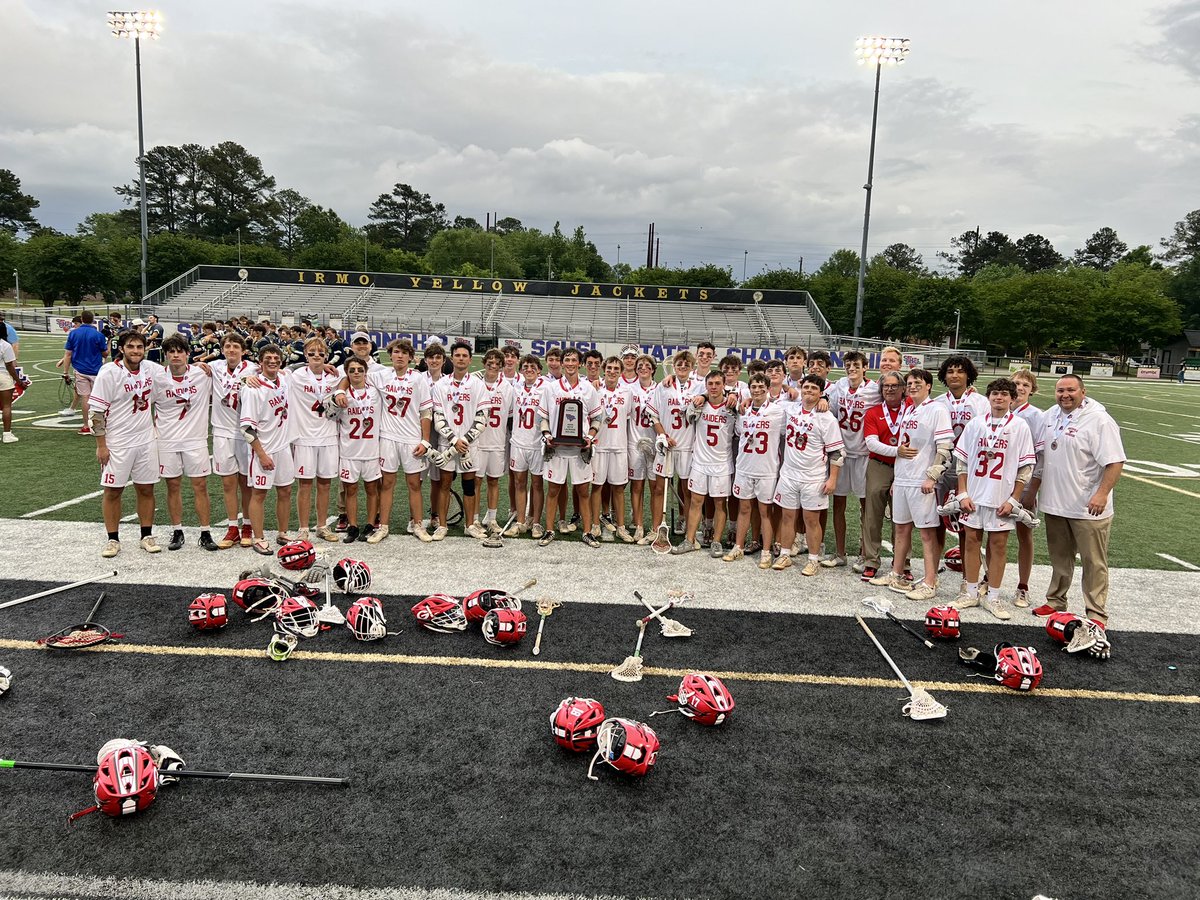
[820, 555, 847, 569]
[801, 559, 820, 577]
[1, 432, 17, 443]
[600, 514, 616, 533]
[558, 519, 574, 534]
[569, 513, 582, 531]
[869, 572, 905, 592]
[59, 407, 75, 417]
[615, 526, 635, 544]
[953, 591, 981, 611]
[503, 520, 522, 538]
[981, 597, 1012, 620]
[758, 556, 773, 570]
[745, 540, 763, 555]
[906, 582, 938, 602]
[316, 525, 339, 543]
[140, 535, 162, 554]
[485, 521, 503, 537]
[217, 525, 241, 550]
[431, 525, 449, 542]
[1031, 604, 1058, 618]
[465, 522, 487, 540]
[701, 524, 714, 546]
[538, 529, 556, 547]
[366, 524, 389, 544]
[771, 554, 793, 571]
[792, 537, 807, 555]
[343, 526, 360, 544]
[581, 532, 601, 549]
[710, 540, 724, 559]
[633, 525, 645, 542]
[413, 523, 433, 543]
[851, 558, 867, 574]
[406, 520, 416, 535]
[860, 566, 878, 582]
[199, 532, 219, 552]
[101, 539, 120, 558]
[276, 531, 292, 546]
[358, 524, 375, 543]
[1013, 588, 1030, 608]
[670, 539, 697, 555]
[335, 514, 350, 533]
[240, 524, 254, 547]
[296, 529, 309, 541]
[530, 523, 546, 539]
[673, 520, 685, 536]
[168, 530, 185, 551]
[723, 546, 744, 563]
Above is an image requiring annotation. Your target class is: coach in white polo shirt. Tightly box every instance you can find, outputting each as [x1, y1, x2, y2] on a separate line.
[1027, 374, 1125, 628]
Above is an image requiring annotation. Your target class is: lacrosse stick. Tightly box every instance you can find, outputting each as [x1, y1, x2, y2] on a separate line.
[36, 593, 125, 650]
[856, 615, 947, 721]
[634, 589, 693, 638]
[482, 512, 517, 549]
[0, 571, 118, 612]
[862, 597, 933, 649]
[531, 597, 562, 656]
[317, 564, 344, 626]
[1, 757, 349, 786]
[611, 621, 647, 683]
[650, 448, 674, 555]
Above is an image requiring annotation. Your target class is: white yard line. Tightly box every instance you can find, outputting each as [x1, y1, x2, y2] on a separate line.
[1157, 553, 1200, 571]
[1104, 401, 1200, 420]
[19, 490, 105, 518]
[1118, 426, 1200, 445]
[1124, 473, 1200, 500]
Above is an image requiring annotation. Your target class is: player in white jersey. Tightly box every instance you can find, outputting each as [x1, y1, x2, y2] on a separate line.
[949, 377, 1036, 619]
[588, 357, 636, 543]
[284, 336, 340, 543]
[537, 348, 603, 547]
[419, 343, 449, 535]
[868, 368, 954, 599]
[772, 375, 844, 575]
[724, 374, 786, 566]
[240, 344, 295, 555]
[824, 349, 880, 568]
[783, 346, 808, 392]
[619, 343, 640, 384]
[694, 342, 717, 380]
[673, 371, 737, 557]
[1009, 368, 1043, 608]
[329, 357, 383, 543]
[153, 335, 216, 552]
[431, 342, 488, 539]
[583, 349, 604, 389]
[626, 354, 659, 544]
[210, 332, 258, 548]
[501, 345, 522, 387]
[369, 338, 433, 544]
[475, 349, 515, 535]
[933, 355, 991, 560]
[90, 330, 163, 557]
[507, 355, 546, 537]
[502, 344, 522, 519]
[649, 350, 701, 539]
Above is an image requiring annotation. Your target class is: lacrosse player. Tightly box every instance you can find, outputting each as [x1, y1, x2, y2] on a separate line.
[475, 349, 515, 536]
[649, 350, 701, 539]
[824, 349, 880, 568]
[783, 346, 807, 391]
[869, 368, 954, 600]
[627, 354, 659, 544]
[538, 348, 602, 547]
[950, 377, 1036, 619]
[240, 344, 294, 555]
[370, 338, 433, 543]
[589, 357, 635, 543]
[507, 355, 546, 537]
[211, 332, 258, 548]
[420, 343, 449, 536]
[1009, 369, 1043, 607]
[672, 370, 737, 557]
[330, 357, 383, 543]
[933, 355, 990, 561]
[620, 343, 640, 384]
[724, 374, 785, 566]
[431, 342, 488, 540]
[152, 335, 216, 552]
[288, 337, 340, 542]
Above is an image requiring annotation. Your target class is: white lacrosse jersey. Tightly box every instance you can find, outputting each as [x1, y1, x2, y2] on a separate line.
[239, 374, 291, 455]
[90, 359, 164, 450]
[286, 366, 339, 447]
[211, 359, 257, 439]
[828, 377, 881, 458]
[780, 405, 843, 482]
[433, 373, 487, 443]
[734, 400, 787, 479]
[691, 399, 737, 475]
[649, 379, 702, 451]
[475, 377, 514, 452]
[894, 398, 954, 489]
[510, 380, 545, 450]
[953, 412, 1036, 508]
[369, 367, 432, 444]
[627, 380, 658, 448]
[1036, 399, 1126, 520]
[152, 365, 211, 451]
[595, 382, 634, 452]
[538, 376, 600, 443]
[336, 385, 382, 461]
[935, 387, 991, 462]
[1011, 401, 1043, 446]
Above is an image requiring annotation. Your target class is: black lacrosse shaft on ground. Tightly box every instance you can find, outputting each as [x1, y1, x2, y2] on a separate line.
[84, 592, 106, 623]
[886, 611, 934, 649]
[1, 759, 349, 786]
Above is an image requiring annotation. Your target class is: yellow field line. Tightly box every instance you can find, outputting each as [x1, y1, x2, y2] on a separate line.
[1123, 473, 1200, 500]
[0, 638, 1194, 705]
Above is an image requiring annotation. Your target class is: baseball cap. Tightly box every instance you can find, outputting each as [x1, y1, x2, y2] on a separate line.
[131, 318, 146, 326]
[620, 343, 640, 357]
[350, 331, 372, 343]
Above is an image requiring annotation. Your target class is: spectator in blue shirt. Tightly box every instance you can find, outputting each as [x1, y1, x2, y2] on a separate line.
[57, 310, 109, 435]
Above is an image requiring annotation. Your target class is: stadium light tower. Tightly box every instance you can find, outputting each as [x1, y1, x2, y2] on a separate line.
[852, 35, 910, 341]
[107, 10, 164, 302]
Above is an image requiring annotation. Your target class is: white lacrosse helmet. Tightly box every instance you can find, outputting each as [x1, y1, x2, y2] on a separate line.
[275, 596, 320, 639]
[346, 597, 388, 641]
[0, 665, 10, 696]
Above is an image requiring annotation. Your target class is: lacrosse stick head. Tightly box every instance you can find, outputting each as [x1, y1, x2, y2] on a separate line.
[551, 697, 606, 752]
[188, 593, 229, 631]
[535, 597, 562, 617]
[37, 622, 122, 650]
[610, 655, 644, 683]
[586, 718, 660, 781]
[861, 596, 894, 616]
[657, 617, 693, 638]
[902, 687, 948, 721]
[650, 524, 672, 555]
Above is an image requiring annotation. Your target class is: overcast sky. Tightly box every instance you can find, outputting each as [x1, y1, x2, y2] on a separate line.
[4, 0, 1198, 275]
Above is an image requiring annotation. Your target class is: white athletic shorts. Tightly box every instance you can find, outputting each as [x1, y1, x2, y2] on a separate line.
[75, 372, 96, 398]
[100, 442, 159, 487]
[654, 449, 692, 480]
[892, 485, 939, 528]
[688, 471, 731, 498]
[773, 472, 829, 511]
[833, 455, 868, 498]
[212, 434, 251, 477]
[159, 446, 210, 480]
[0, 370, 13, 392]
[592, 449, 629, 486]
[543, 451, 592, 487]
[509, 444, 544, 476]
[379, 437, 428, 476]
[733, 472, 777, 505]
[475, 447, 507, 480]
[293, 444, 339, 480]
[247, 447, 295, 490]
[627, 444, 654, 481]
[962, 503, 1016, 533]
[341, 457, 381, 484]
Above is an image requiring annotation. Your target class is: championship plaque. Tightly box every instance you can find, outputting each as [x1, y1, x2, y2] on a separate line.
[555, 397, 587, 447]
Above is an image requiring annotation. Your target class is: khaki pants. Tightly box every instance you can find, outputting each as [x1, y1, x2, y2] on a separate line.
[1043, 513, 1112, 625]
[861, 459, 895, 568]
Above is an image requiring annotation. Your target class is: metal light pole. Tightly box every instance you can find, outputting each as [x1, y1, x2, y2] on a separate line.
[743, 250, 748, 282]
[852, 35, 910, 341]
[237, 228, 242, 267]
[954, 307, 961, 349]
[12, 270, 18, 307]
[108, 11, 162, 302]
[616, 243, 621, 282]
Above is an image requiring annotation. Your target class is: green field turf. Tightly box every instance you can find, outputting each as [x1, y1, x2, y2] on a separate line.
[4, 333, 1199, 570]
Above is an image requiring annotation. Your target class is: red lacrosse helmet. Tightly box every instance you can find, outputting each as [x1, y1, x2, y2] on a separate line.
[940, 490, 963, 534]
[943, 547, 964, 573]
[275, 596, 320, 638]
[412, 594, 467, 633]
[462, 589, 522, 624]
[587, 718, 660, 780]
[231, 577, 287, 616]
[667, 673, 736, 726]
[92, 744, 159, 818]
[995, 644, 1042, 692]
[482, 608, 527, 646]
[188, 593, 229, 631]
[924, 605, 961, 640]
[346, 597, 388, 641]
[551, 697, 606, 752]
[333, 558, 372, 593]
[277, 539, 316, 571]
[1045, 611, 1086, 644]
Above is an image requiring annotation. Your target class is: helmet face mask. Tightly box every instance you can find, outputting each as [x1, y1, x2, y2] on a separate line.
[587, 718, 660, 780]
[411, 594, 467, 633]
[275, 596, 320, 638]
[333, 558, 372, 594]
[346, 597, 388, 641]
[189, 593, 229, 631]
[231, 578, 287, 618]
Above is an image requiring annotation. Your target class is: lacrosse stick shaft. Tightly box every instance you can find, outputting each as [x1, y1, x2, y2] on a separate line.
[0, 759, 349, 786]
[630, 620, 646, 657]
[886, 611, 934, 649]
[637, 599, 679, 627]
[512, 578, 537, 596]
[532, 617, 547, 656]
[855, 615, 915, 692]
[84, 592, 107, 624]
[0, 571, 118, 611]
